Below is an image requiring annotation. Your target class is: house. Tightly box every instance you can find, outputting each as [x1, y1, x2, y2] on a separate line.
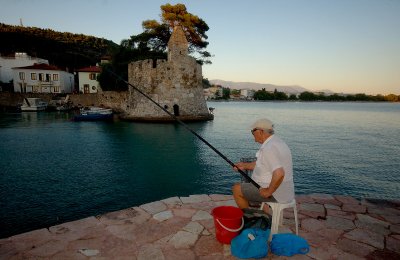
[76, 66, 102, 93]
[240, 89, 255, 100]
[12, 63, 74, 93]
[0, 52, 48, 84]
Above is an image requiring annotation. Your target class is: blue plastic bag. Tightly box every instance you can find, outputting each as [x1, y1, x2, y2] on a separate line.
[271, 233, 310, 256]
[231, 228, 270, 259]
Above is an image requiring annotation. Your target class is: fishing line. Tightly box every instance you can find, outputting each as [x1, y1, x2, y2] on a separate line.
[106, 68, 260, 189]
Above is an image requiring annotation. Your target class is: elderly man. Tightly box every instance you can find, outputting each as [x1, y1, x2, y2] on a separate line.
[232, 118, 295, 212]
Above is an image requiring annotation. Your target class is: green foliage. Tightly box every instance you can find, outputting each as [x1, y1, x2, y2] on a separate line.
[230, 89, 241, 95]
[0, 23, 116, 70]
[222, 87, 230, 100]
[202, 78, 211, 89]
[254, 88, 287, 100]
[123, 3, 211, 65]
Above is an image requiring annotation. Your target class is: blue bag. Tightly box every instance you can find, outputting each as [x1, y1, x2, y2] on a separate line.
[231, 228, 270, 259]
[271, 233, 310, 256]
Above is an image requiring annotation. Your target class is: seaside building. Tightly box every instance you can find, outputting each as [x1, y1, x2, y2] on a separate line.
[125, 26, 213, 121]
[240, 89, 255, 100]
[76, 65, 102, 94]
[0, 52, 48, 84]
[12, 63, 74, 93]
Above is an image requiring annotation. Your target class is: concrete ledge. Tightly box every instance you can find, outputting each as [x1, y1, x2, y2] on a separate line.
[1, 193, 399, 259]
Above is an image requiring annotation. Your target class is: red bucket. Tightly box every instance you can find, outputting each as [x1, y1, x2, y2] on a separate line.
[211, 206, 244, 244]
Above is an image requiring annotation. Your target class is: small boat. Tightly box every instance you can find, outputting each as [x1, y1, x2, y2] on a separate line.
[20, 98, 48, 111]
[74, 106, 113, 121]
[48, 95, 72, 111]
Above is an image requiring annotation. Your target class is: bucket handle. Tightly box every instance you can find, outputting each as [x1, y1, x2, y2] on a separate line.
[216, 217, 244, 232]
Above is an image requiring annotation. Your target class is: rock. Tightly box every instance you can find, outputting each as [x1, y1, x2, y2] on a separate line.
[326, 216, 355, 231]
[180, 194, 211, 204]
[344, 228, 384, 249]
[386, 235, 400, 254]
[301, 218, 325, 232]
[140, 201, 167, 215]
[342, 204, 366, 213]
[153, 210, 173, 222]
[161, 196, 182, 206]
[209, 194, 233, 201]
[192, 210, 213, 221]
[337, 237, 376, 257]
[326, 209, 356, 220]
[78, 248, 100, 257]
[137, 244, 164, 260]
[169, 231, 198, 249]
[183, 221, 204, 235]
[334, 195, 360, 205]
[355, 214, 390, 235]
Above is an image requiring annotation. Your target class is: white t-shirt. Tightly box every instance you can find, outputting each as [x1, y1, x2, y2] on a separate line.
[252, 135, 295, 203]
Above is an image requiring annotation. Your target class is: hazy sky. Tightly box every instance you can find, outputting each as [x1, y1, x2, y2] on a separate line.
[1, 0, 399, 95]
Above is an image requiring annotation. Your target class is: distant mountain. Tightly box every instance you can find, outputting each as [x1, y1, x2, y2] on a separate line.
[210, 79, 310, 94]
[210, 79, 338, 95]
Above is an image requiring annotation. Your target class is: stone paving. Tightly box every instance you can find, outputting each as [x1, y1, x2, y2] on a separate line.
[1, 193, 399, 259]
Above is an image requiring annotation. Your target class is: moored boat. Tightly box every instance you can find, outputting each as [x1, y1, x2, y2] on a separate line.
[73, 106, 113, 121]
[20, 98, 48, 111]
[47, 95, 72, 111]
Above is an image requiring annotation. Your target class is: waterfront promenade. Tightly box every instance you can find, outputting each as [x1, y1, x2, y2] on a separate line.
[1, 193, 399, 259]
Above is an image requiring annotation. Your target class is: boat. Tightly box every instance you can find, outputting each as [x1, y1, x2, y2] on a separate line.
[20, 98, 48, 111]
[48, 95, 72, 111]
[74, 106, 113, 121]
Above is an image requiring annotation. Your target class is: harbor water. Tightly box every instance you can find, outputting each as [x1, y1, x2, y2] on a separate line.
[0, 101, 399, 238]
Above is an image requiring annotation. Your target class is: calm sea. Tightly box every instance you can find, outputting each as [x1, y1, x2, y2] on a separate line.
[0, 101, 399, 238]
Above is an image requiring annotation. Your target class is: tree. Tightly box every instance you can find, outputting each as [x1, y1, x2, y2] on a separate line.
[222, 87, 230, 100]
[254, 88, 274, 100]
[126, 4, 211, 65]
[202, 78, 211, 88]
[299, 91, 318, 101]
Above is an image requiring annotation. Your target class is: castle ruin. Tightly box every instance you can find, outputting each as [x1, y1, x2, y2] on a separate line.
[124, 26, 213, 122]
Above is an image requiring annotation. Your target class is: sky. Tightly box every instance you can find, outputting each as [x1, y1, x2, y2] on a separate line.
[1, 0, 399, 95]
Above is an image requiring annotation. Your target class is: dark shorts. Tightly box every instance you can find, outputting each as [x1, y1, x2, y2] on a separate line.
[241, 183, 277, 203]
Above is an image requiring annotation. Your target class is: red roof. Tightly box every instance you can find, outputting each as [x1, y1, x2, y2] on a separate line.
[76, 66, 102, 73]
[13, 63, 62, 71]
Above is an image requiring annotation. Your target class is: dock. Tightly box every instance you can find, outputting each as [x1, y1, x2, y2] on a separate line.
[1, 193, 399, 259]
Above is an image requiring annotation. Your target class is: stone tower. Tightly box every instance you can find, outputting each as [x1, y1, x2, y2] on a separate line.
[124, 26, 213, 122]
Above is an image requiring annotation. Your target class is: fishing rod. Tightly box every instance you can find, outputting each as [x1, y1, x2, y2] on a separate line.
[106, 69, 261, 189]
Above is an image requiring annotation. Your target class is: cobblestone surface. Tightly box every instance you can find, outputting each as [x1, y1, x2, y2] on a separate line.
[1, 194, 399, 259]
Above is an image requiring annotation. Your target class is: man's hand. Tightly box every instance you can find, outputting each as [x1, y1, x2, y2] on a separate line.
[233, 162, 246, 172]
[259, 187, 273, 198]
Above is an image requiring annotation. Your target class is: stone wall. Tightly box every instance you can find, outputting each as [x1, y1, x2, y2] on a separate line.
[0, 92, 128, 112]
[125, 26, 211, 121]
[68, 92, 128, 112]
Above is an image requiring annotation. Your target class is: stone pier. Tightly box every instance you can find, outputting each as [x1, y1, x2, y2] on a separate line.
[1, 193, 399, 259]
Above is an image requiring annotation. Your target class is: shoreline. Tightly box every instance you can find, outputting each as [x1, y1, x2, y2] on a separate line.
[1, 193, 399, 259]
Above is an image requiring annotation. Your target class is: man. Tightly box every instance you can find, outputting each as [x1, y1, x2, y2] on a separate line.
[232, 118, 295, 212]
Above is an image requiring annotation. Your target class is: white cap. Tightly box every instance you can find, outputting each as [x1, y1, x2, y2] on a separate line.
[250, 118, 274, 131]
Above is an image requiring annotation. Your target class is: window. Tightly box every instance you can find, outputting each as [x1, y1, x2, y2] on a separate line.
[39, 73, 44, 81]
[31, 73, 37, 80]
[53, 86, 60, 93]
[46, 74, 51, 82]
[53, 74, 59, 81]
[19, 72, 25, 80]
[89, 73, 96, 80]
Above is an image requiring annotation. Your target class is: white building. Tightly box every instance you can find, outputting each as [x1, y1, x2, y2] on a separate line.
[12, 63, 74, 93]
[0, 52, 48, 84]
[76, 66, 102, 93]
[240, 89, 255, 100]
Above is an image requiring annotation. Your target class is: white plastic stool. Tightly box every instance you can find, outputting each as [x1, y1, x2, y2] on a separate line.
[260, 199, 298, 241]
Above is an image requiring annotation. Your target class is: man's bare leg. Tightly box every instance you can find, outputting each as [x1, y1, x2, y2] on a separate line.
[232, 183, 249, 209]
